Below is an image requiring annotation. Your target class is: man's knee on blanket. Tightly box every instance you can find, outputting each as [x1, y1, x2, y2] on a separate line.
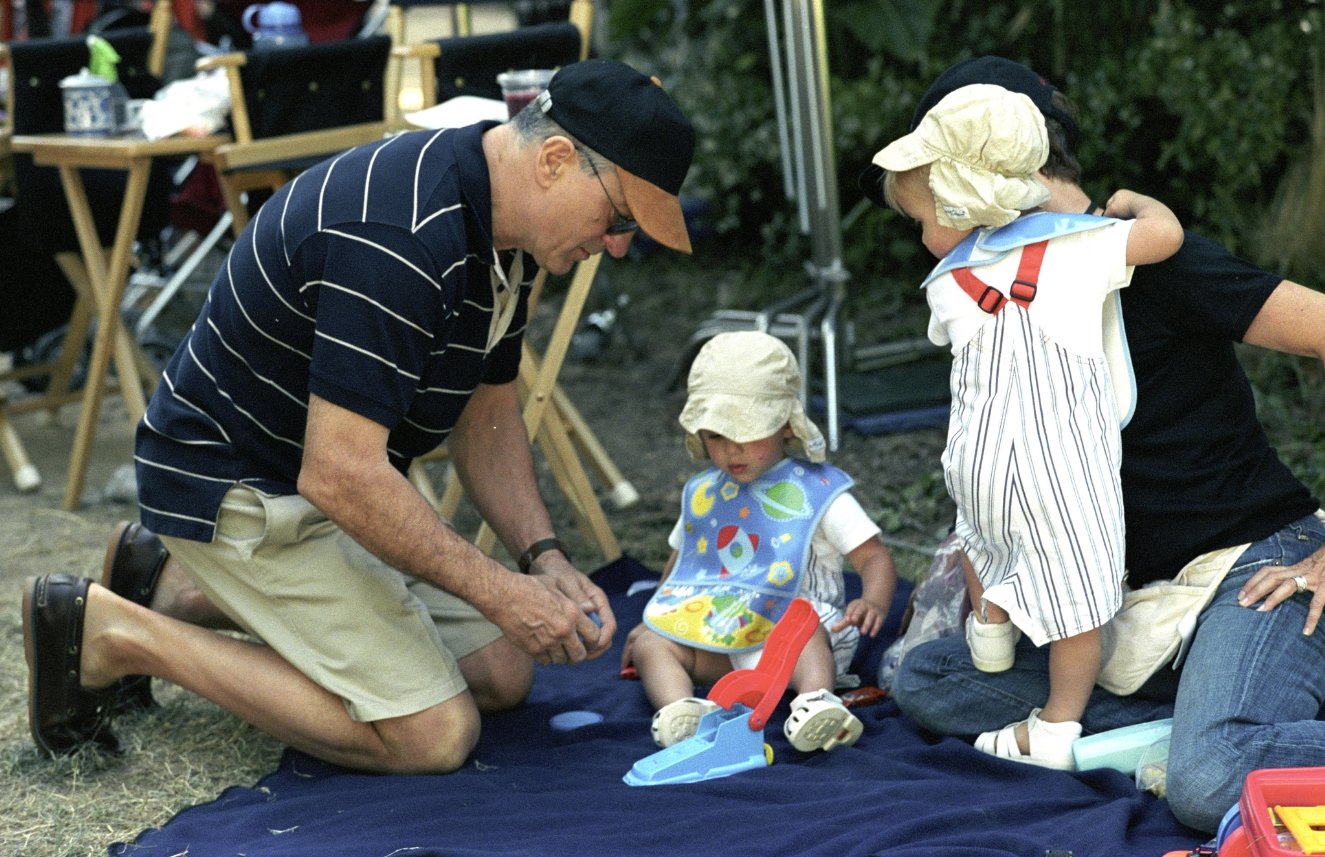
[461, 638, 534, 713]
[371, 699, 484, 774]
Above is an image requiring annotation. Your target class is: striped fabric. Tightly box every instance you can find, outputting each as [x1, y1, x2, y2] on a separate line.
[945, 305, 1125, 645]
[930, 227, 1134, 646]
[135, 123, 534, 542]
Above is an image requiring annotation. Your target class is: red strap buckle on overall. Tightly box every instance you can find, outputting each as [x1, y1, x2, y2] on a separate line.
[951, 240, 1048, 314]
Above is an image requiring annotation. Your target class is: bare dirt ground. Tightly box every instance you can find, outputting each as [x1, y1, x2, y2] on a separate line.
[0, 252, 952, 854]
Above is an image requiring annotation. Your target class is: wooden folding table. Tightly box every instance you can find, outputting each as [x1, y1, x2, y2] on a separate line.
[8, 132, 228, 509]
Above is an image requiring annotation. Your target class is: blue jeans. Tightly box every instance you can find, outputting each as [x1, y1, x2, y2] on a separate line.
[892, 513, 1325, 833]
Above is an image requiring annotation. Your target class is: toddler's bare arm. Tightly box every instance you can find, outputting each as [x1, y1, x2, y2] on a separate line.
[1104, 189, 1184, 266]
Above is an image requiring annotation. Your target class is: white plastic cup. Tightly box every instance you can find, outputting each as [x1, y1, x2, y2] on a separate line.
[496, 69, 556, 119]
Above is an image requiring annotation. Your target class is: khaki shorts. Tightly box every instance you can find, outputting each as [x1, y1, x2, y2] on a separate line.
[161, 485, 504, 722]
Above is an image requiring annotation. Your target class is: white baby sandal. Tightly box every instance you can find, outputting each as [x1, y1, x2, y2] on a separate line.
[651, 697, 721, 748]
[974, 707, 1080, 770]
[964, 613, 1021, 673]
[783, 690, 863, 752]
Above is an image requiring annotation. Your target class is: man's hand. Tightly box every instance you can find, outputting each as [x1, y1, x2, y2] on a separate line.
[496, 552, 616, 664]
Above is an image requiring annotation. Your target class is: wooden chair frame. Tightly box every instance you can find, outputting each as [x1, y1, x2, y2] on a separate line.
[382, 0, 591, 126]
[393, 1, 641, 565]
[408, 256, 633, 561]
[0, 0, 173, 492]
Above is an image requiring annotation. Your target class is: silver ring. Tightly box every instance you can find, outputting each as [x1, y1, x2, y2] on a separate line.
[1294, 574, 1309, 594]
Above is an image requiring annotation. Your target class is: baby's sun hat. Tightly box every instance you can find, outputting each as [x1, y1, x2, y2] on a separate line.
[679, 331, 826, 463]
[869, 82, 1050, 229]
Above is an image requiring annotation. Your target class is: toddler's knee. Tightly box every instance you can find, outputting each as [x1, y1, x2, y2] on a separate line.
[632, 628, 690, 670]
[631, 629, 665, 659]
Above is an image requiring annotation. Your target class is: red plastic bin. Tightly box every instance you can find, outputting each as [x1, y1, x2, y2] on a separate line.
[1239, 767, 1325, 856]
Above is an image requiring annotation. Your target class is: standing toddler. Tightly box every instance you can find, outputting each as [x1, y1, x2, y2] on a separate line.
[866, 83, 1183, 768]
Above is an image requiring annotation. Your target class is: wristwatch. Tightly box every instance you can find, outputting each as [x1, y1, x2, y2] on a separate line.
[518, 537, 570, 574]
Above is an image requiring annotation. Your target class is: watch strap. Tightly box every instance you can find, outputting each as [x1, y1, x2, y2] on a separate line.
[518, 537, 570, 573]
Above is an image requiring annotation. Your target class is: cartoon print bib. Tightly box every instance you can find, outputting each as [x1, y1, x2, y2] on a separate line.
[643, 457, 852, 653]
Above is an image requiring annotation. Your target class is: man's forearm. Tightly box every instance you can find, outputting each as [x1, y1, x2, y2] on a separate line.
[298, 394, 517, 616]
[448, 381, 560, 563]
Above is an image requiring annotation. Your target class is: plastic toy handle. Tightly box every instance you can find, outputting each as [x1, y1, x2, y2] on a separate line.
[707, 597, 819, 730]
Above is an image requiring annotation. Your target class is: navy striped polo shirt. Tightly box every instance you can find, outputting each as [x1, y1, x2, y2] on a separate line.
[135, 123, 533, 541]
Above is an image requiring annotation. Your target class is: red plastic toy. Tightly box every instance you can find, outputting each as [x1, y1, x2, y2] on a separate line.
[706, 597, 820, 730]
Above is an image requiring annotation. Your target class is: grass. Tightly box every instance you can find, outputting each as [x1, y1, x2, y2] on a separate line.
[0, 507, 283, 856]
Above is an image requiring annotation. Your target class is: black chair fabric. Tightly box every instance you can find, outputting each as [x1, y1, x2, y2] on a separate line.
[8, 30, 169, 250]
[390, 0, 574, 27]
[430, 21, 581, 101]
[3, 29, 171, 351]
[238, 35, 393, 139]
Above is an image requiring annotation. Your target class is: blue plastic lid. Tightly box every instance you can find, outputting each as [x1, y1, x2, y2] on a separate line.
[549, 710, 604, 731]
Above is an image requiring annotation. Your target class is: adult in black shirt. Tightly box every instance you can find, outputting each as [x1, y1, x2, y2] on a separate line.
[878, 56, 1325, 833]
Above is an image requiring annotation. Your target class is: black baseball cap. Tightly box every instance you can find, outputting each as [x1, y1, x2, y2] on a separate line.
[538, 59, 696, 253]
[911, 56, 1079, 145]
[859, 55, 1078, 207]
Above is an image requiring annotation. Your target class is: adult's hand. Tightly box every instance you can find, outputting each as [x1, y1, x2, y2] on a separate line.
[491, 554, 616, 665]
[1238, 546, 1325, 635]
[528, 551, 617, 659]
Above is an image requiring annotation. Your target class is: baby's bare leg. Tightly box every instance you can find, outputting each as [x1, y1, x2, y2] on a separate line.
[631, 629, 729, 710]
[1042, 628, 1100, 724]
[962, 553, 1008, 624]
[788, 626, 836, 696]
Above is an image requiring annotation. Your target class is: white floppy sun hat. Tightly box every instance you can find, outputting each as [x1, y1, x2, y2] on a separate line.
[679, 331, 826, 463]
[870, 83, 1050, 229]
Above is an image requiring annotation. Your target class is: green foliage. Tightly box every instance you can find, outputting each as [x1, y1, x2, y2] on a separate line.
[604, 0, 1322, 289]
[1074, 2, 1321, 254]
[601, 0, 1325, 510]
[873, 467, 952, 543]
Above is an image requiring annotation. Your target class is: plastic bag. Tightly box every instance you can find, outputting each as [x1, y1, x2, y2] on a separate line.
[140, 69, 231, 140]
[877, 533, 971, 690]
[1136, 739, 1169, 798]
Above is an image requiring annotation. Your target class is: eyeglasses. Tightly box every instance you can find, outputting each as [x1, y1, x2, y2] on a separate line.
[582, 154, 639, 236]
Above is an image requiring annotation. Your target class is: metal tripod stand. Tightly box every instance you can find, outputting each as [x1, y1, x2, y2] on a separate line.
[684, 0, 847, 449]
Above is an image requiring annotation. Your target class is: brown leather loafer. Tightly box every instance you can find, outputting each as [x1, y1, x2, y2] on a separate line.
[100, 521, 169, 712]
[23, 574, 119, 757]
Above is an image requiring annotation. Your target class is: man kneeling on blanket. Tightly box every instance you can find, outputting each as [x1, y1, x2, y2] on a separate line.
[21, 59, 698, 774]
[621, 331, 899, 752]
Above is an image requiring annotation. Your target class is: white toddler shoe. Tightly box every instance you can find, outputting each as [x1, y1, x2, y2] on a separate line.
[965, 613, 1021, 673]
[974, 707, 1081, 770]
[651, 697, 721, 748]
[783, 690, 863, 752]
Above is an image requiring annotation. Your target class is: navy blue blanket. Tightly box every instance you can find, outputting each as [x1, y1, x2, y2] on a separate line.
[111, 557, 1203, 857]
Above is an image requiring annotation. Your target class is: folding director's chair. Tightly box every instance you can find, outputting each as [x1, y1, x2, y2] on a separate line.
[407, 255, 638, 564]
